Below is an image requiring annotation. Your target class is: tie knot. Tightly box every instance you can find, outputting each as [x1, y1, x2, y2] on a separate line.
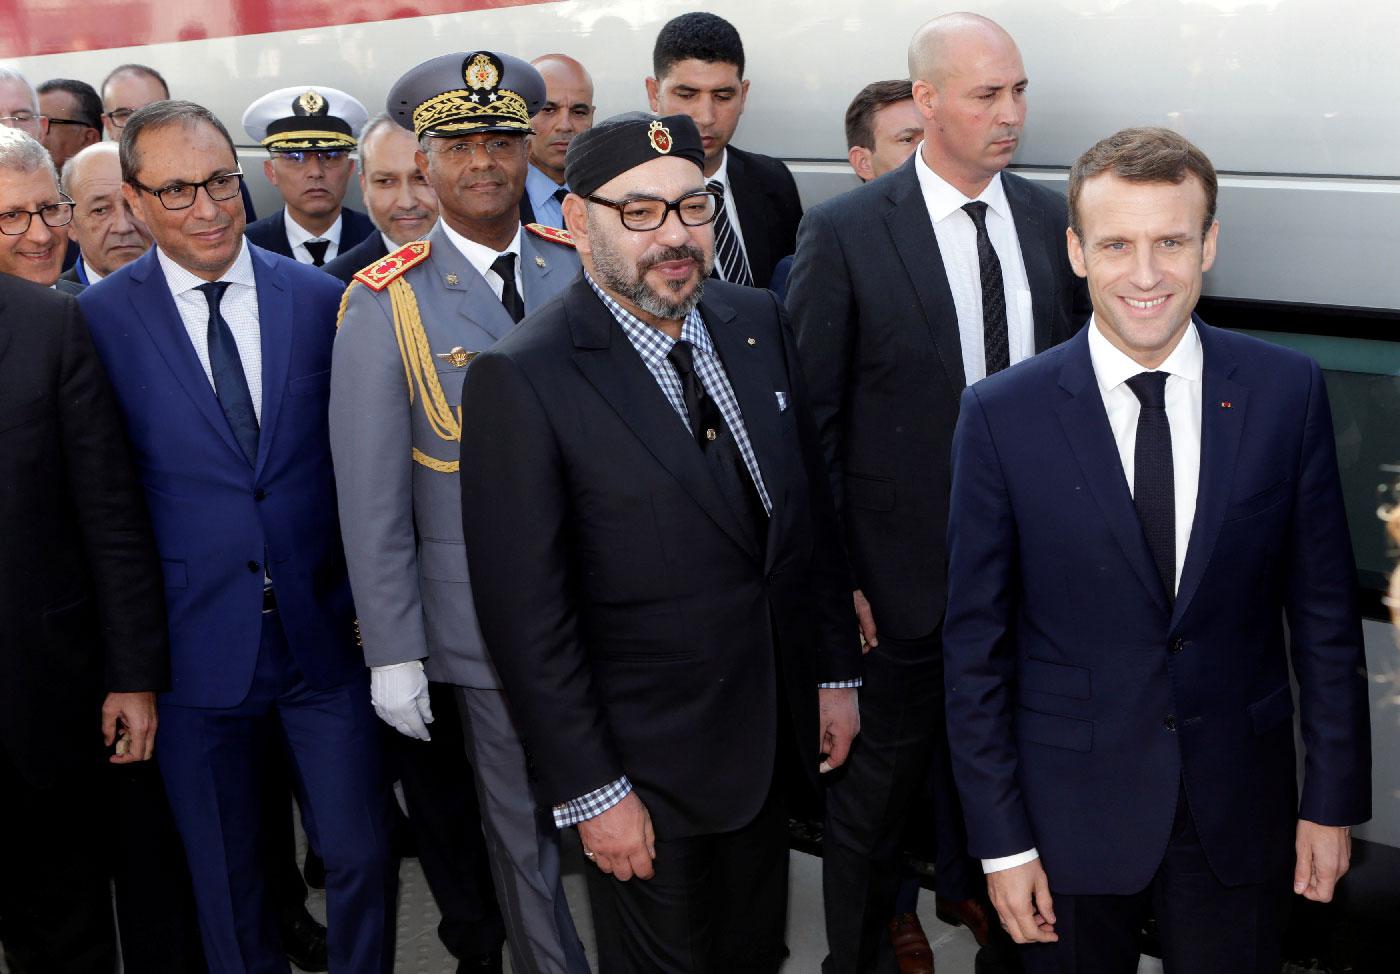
[1125, 370, 1169, 408]
[490, 252, 516, 280]
[962, 200, 990, 229]
[706, 179, 724, 197]
[667, 339, 697, 377]
[196, 280, 231, 311]
[552, 186, 569, 204]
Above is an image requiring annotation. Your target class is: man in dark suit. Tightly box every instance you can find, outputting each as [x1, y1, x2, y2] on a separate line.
[323, 112, 438, 284]
[944, 126, 1371, 973]
[0, 271, 167, 974]
[459, 112, 861, 973]
[242, 86, 374, 266]
[786, 14, 1090, 972]
[645, 12, 801, 289]
[79, 100, 396, 974]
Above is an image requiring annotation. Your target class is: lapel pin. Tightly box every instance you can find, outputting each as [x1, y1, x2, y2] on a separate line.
[535, 256, 546, 267]
[746, 337, 756, 345]
[435, 346, 475, 368]
[705, 428, 718, 441]
[445, 273, 459, 286]
[1220, 401, 1232, 409]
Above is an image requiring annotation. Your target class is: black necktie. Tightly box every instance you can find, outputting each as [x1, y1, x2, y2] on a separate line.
[197, 282, 259, 465]
[1126, 371, 1175, 599]
[706, 180, 754, 287]
[491, 253, 525, 323]
[962, 201, 1010, 376]
[304, 239, 331, 267]
[552, 186, 569, 205]
[667, 339, 767, 547]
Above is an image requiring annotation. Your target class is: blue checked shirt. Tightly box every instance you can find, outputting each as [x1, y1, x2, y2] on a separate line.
[552, 276, 858, 829]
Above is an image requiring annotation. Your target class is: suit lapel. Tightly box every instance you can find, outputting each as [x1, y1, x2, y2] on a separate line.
[725, 149, 771, 283]
[428, 226, 516, 341]
[702, 292, 783, 565]
[567, 281, 760, 560]
[0, 292, 10, 364]
[1171, 322, 1246, 628]
[1003, 174, 1056, 352]
[127, 249, 246, 462]
[1054, 329, 1171, 613]
[249, 247, 291, 476]
[884, 158, 967, 393]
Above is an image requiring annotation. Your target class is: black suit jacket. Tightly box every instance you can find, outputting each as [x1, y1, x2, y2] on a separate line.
[726, 146, 803, 290]
[321, 231, 388, 285]
[244, 206, 375, 261]
[786, 157, 1091, 640]
[0, 276, 167, 788]
[459, 276, 859, 838]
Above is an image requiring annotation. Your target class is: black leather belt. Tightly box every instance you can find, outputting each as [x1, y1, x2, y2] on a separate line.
[262, 586, 278, 613]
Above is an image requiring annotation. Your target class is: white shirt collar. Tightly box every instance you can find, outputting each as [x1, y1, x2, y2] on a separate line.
[155, 238, 256, 297]
[913, 142, 1010, 224]
[1087, 315, 1203, 395]
[707, 148, 731, 190]
[283, 208, 342, 247]
[438, 220, 524, 281]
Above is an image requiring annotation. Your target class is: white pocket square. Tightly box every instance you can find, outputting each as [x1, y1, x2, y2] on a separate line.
[775, 391, 788, 412]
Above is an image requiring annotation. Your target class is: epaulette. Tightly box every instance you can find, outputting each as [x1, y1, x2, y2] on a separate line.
[352, 240, 432, 292]
[524, 223, 575, 248]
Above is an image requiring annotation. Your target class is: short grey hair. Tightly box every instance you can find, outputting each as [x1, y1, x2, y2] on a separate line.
[61, 141, 119, 195]
[0, 125, 59, 186]
[0, 66, 39, 112]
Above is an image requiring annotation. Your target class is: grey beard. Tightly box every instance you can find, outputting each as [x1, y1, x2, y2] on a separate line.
[592, 243, 708, 320]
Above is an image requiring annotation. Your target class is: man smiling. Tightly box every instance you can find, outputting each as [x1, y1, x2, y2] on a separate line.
[0, 126, 77, 291]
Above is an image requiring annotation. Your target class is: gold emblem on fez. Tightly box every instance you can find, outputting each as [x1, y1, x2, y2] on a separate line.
[465, 53, 501, 91]
[436, 346, 476, 368]
[298, 89, 325, 115]
[648, 120, 673, 154]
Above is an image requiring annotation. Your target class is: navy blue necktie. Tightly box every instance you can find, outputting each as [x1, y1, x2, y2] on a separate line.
[1126, 371, 1174, 599]
[962, 201, 1010, 375]
[707, 180, 754, 287]
[197, 281, 259, 465]
[304, 239, 331, 267]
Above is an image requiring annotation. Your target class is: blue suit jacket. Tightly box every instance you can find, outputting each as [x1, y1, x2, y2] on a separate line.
[944, 320, 1371, 894]
[78, 244, 361, 708]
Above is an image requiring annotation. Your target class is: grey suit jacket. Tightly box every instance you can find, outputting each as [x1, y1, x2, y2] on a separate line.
[330, 222, 581, 687]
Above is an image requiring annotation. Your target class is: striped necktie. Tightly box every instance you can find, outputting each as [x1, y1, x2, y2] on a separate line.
[707, 180, 753, 287]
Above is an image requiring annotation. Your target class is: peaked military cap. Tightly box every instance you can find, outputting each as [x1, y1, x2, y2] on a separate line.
[388, 51, 544, 140]
[243, 85, 368, 152]
[565, 112, 705, 200]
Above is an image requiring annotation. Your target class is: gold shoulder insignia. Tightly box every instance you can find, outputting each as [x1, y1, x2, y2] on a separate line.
[353, 240, 432, 292]
[524, 223, 575, 248]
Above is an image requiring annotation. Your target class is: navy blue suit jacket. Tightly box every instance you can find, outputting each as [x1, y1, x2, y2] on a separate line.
[244, 206, 375, 262]
[78, 244, 361, 708]
[943, 321, 1371, 894]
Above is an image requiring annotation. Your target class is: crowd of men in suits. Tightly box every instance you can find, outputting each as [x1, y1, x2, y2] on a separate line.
[0, 8, 1374, 974]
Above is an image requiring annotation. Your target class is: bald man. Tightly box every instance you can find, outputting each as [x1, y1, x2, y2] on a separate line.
[521, 54, 595, 228]
[60, 143, 152, 286]
[786, 13, 1089, 972]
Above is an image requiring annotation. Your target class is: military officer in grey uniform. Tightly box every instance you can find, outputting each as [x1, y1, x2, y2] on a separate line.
[329, 51, 588, 974]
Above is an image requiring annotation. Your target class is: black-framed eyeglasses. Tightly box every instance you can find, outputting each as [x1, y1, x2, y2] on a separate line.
[273, 150, 350, 167]
[585, 190, 720, 232]
[46, 116, 99, 132]
[131, 171, 244, 211]
[104, 107, 137, 128]
[0, 195, 75, 235]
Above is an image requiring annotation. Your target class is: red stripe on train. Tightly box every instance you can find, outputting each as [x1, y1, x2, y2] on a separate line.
[1, 0, 558, 59]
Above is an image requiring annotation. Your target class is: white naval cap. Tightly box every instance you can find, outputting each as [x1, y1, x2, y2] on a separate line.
[242, 85, 368, 152]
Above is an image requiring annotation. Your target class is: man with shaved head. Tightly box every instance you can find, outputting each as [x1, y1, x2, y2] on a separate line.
[521, 53, 595, 228]
[786, 12, 1089, 972]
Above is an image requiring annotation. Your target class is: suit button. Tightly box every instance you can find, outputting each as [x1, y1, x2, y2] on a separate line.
[1163, 715, 1177, 731]
[254, 488, 266, 501]
[247, 560, 260, 573]
[1169, 638, 1184, 655]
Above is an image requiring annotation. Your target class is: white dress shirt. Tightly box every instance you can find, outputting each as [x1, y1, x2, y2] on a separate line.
[913, 145, 1034, 384]
[439, 221, 524, 300]
[984, 318, 1204, 875]
[155, 240, 263, 422]
[706, 148, 752, 280]
[283, 208, 342, 265]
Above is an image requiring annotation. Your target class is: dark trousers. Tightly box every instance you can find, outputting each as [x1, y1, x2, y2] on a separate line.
[822, 627, 978, 974]
[157, 610, 397, 974]
[398, 681, 506, 958]
[1021, 785, 1292, 974]
[586, 779, 789, 973]
[0, 746, 115, 974]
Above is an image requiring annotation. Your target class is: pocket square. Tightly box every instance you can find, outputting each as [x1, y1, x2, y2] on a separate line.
[775, 391, 788, 412]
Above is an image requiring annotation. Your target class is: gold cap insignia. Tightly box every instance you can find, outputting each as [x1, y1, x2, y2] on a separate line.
[648, 120, 673, 154]
[436, 346, 476, 368]
[465, 53, 502, 92]
[298, 89, 325, 115]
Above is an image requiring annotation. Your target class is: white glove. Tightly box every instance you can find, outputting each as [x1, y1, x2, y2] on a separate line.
[370, 660, 433, 740]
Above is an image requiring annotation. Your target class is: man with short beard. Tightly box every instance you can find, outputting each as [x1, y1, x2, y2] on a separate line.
[458, 111, 861, 972]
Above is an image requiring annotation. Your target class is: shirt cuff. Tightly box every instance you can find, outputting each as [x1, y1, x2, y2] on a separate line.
[552, 775, 632, 828]
[818, 679, 862, 689]
[982, 848, 1039, 873]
